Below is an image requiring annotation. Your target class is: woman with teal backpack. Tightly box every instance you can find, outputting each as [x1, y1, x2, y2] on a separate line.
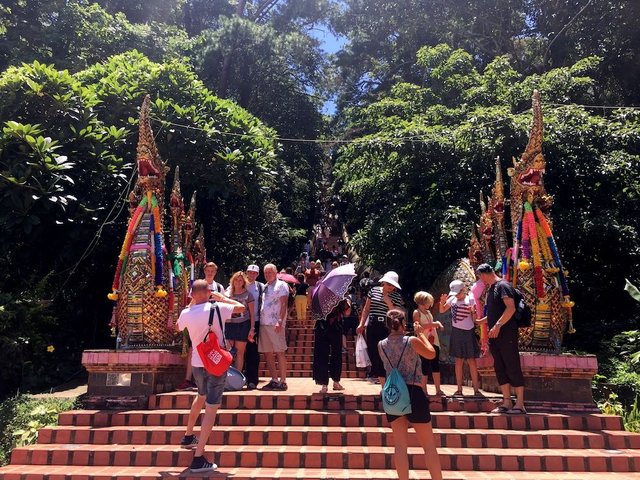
[378, 309, 442, 480]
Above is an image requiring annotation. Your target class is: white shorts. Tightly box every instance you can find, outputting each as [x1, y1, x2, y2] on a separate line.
[258, 325, 288, 353]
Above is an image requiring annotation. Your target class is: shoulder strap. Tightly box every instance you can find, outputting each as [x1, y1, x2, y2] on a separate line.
[207, 302, 216, 328]
[215, 304, 224, 346]
[380, 336, 410, 369]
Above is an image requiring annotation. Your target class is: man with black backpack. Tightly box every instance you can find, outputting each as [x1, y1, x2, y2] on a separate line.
[476, 263, 527, 414]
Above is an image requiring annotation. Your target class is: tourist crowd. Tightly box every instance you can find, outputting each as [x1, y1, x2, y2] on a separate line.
[176, 242, 525, 476]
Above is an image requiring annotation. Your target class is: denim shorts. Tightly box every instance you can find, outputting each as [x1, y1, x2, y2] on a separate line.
[192, 367, 226, 406]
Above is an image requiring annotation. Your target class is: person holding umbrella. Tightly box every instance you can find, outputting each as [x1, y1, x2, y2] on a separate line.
[311, 263, 357, 393]
[356, 271, 405, 384]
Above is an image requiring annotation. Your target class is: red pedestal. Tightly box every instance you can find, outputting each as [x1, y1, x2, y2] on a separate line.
[477, 352, 599, 411]
[82, 349, 186, 409]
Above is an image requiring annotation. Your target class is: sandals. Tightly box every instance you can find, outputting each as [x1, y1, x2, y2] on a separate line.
[491, 405, 511, 414]
[507, 406, 528, 415]
[319, 385, 328, 394]
[333, 382, 345, 391]
[452, 390, 464, 397]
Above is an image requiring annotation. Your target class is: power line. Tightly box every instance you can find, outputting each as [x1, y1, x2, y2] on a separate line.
[150, 101, 640, 146]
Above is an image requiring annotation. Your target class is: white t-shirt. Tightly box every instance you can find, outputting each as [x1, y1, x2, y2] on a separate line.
[177, 301, 234, 367]
[447, 295, 476, 331]
[260, 279, 290, 326]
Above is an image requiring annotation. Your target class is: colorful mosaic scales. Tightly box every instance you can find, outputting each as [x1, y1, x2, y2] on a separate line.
[107, 96, 178, 348]
[468, 90, 574, 352]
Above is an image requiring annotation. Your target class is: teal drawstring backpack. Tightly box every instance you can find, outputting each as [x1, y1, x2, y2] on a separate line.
[380, 338, 415, 416]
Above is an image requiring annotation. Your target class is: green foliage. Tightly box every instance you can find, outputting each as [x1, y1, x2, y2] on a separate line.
[334, 45, 640, 356]
[0, 52, 296, 397]
[330, 0, 640, 108]
[194, 15, 326, 244]
[598, 393, 640, 433]
[0, 395, 78, 465]
[0, 1, 190, 72]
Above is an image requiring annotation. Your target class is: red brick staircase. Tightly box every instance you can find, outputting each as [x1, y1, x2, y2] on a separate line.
[2, 312, 640, 479]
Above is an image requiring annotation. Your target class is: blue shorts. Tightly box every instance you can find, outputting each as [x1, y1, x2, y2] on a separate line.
[192, 367, 226, 406]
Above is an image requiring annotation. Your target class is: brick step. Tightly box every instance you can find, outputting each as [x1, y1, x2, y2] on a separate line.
[2, 466, 639, 480]
[275, 354, 355, 362]
[11, 444, 640, 471]
[58, 410, 625, 431]
[257, 370, 364, 378]
[36, 425, 640, 450]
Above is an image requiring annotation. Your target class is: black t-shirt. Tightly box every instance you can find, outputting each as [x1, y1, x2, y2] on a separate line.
[295, 282, 310, 296]
[486, 280, 517, 332]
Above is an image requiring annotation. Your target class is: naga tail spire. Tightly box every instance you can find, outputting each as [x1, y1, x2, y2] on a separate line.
[492, 156, 508, 260]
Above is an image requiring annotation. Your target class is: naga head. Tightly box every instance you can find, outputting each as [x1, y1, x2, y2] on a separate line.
[510, 90, 547, 224]
[136, 95, 168, 182]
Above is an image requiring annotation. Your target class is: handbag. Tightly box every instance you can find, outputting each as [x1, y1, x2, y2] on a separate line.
[196, 303, 232, 376]
[355, 334, 371, 368]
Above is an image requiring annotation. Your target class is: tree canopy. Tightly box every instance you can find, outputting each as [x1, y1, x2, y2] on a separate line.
[0, 0, 639, 395]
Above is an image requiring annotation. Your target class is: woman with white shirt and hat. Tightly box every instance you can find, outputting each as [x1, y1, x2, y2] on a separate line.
[356, 271, 405, 384]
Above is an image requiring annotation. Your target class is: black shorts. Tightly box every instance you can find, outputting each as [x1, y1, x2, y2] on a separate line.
[489, 327, 524, 387]
[421, 345, 440, 375]
[386, 384, 431, 424]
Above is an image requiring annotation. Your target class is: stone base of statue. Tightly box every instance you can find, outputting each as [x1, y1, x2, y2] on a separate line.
[81, 349, 185, 409]
[477, 352, 599, 411]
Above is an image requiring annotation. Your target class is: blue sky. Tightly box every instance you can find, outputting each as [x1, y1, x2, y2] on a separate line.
[311, 24, 347, 115]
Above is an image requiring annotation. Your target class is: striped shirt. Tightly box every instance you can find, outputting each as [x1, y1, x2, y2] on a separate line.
[448, 295, 475, 331]
[367, 286, 404, 323]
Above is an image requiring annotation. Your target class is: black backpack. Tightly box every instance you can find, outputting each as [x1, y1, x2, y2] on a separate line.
[513, 287, 532, 328]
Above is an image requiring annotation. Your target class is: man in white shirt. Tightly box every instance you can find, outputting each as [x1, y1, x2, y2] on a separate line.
[259, 263, 290, 391]
[178, 261, 225, 391]
[176, 279, 245, 473]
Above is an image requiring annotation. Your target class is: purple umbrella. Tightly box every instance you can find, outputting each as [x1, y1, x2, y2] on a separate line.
[311, 263, 357, 320]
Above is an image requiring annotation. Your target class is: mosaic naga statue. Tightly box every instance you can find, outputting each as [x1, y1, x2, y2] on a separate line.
[507, 90, 575, 351]
[108, 95, 175, 348]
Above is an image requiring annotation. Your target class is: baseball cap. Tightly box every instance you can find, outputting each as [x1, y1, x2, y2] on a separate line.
[448, 280, 465, 296]
[246, 264, 260, 273]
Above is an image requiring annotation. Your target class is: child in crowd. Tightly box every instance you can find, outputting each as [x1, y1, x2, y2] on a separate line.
[413, 291, 444, 396]
[439, 280, 481, 396]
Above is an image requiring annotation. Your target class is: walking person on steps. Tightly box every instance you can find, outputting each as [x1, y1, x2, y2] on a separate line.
[176, 279, 246, 473]
[379, 309, 443, 480]
[313, 298, 351, 393]
[356, 271, 404, 384]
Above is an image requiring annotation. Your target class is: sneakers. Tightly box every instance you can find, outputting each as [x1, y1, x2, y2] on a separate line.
[177, 379, 196, 391]
[261, 379, 280, 391]
[246, 382, 257, 390]
[189, 455, 217, 473]
[275, 382, 288, 391]
[180, 435, 198, 449]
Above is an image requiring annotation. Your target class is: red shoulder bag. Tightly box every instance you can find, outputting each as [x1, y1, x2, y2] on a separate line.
[196, 303, 232, 376]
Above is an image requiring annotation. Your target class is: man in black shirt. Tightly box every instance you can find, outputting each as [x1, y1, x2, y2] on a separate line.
[477, 263, 526, 414]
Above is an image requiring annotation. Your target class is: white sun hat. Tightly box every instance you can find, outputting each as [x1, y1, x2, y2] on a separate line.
[379, 271, 401, 290]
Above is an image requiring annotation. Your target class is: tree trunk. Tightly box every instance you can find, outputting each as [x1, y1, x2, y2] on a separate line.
[218, 0, 248, 98]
